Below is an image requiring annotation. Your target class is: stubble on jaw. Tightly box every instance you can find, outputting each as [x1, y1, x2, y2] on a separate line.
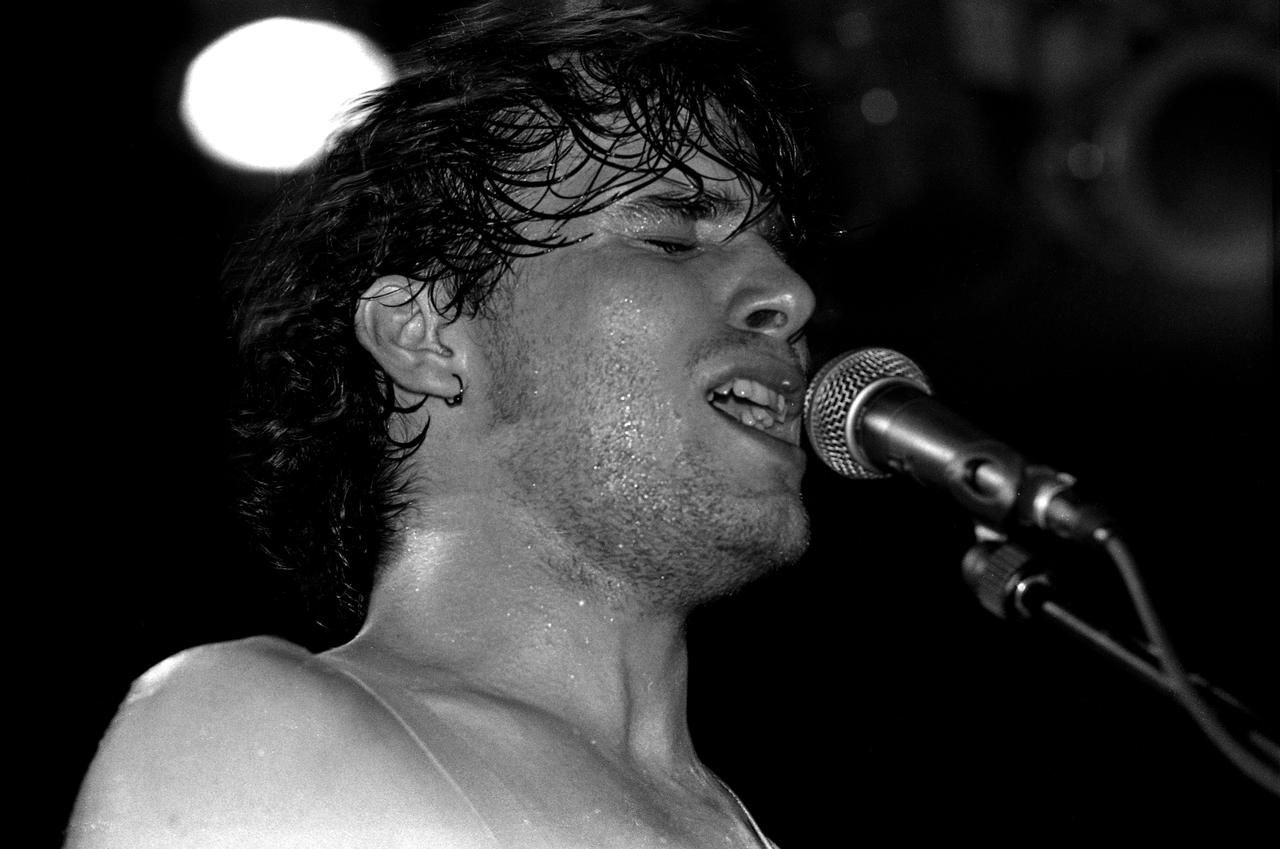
[466, 288, 810, 615]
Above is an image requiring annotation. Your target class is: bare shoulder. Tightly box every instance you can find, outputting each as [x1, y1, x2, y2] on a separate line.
[67, 636, 495, 849]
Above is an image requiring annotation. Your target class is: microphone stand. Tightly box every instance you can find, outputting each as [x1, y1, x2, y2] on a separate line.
[961, 529, 1280, 796]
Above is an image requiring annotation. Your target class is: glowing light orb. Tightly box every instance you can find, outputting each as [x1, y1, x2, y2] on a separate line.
[180, 17, 393, 172]
[860, 87, 899, 126]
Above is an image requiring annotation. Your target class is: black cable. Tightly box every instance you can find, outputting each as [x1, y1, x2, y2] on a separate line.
[1101, 531, 1280, 798]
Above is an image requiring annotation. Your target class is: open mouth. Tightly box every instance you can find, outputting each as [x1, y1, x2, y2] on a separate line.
[706, 377, 802, 445]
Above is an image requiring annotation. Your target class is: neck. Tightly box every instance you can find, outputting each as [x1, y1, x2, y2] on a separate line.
[336, 494, 699, 773]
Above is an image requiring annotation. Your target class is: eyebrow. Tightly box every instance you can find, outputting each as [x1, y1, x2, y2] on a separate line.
[611, 187, 748, 222]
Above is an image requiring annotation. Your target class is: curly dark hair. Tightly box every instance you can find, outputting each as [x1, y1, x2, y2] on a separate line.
[227, 1, 808, 639]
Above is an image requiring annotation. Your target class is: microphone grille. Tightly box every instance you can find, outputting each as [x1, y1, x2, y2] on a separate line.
[803, 347, 932, 479]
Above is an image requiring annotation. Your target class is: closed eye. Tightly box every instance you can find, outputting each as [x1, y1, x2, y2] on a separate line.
[643, 238, 700, 255]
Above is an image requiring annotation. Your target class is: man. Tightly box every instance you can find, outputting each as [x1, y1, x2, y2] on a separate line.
[69, 4, 815, 847]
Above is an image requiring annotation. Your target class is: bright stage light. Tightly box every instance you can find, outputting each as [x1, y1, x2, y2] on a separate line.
[860, 87, 899, 126]
[180, 17, 393, 172]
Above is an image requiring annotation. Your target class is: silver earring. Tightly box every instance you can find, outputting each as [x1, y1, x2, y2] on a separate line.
[445, 374, 465, 408]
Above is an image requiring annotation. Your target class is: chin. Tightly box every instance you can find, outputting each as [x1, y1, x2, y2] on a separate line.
[521, 440, 811, 609]
[672, 494, 811, 608]
[726, 497, 811, 574]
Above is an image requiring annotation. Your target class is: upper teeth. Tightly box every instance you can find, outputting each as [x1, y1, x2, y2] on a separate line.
[707, 378, 791, 418]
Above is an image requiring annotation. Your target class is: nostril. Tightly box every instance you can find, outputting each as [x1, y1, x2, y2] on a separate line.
[744, 309, 787, 331]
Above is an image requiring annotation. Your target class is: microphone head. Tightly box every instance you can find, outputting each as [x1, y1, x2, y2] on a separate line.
[803, 347, 932, 479]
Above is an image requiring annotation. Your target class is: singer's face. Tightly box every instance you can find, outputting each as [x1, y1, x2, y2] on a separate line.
[469, 134, 816, 609]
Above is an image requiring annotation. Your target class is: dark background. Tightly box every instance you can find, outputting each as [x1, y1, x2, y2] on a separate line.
[37, 0, 1274, 846]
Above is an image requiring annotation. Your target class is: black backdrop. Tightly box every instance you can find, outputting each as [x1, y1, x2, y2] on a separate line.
[38, 0, 1275, 846]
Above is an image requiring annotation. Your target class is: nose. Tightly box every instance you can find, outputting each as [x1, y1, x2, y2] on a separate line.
[724, 238, 816, 342]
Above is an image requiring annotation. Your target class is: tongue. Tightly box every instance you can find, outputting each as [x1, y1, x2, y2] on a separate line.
[711, 394, 764, 425]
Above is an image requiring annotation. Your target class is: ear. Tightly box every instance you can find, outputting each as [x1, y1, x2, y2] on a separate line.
[354, 275, 465, 400]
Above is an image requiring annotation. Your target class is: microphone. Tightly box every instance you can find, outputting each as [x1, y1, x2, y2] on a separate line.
[803, 348, 1111, 544]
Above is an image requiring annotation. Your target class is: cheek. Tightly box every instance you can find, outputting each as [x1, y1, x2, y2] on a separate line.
[503, 252, 711, 427]
[577, 314, 671, 417]
[566, 306, 693, 454]
[592, 268, 712, 358]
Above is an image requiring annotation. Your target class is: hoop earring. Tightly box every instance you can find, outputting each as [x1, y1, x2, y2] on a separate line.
[445, 374, 465, 408]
